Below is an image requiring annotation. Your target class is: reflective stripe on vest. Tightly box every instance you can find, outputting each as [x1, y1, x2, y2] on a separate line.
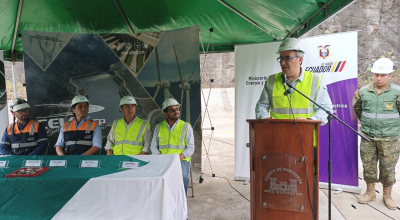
[11, 142, 38, 149]
[362, 112, 399, 119]
[157, 120, 190, 162]
[112, 118, 148, 155]
[65, 140, 93, 146]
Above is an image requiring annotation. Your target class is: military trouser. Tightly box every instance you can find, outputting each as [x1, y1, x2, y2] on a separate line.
[360, 136, 400, 187]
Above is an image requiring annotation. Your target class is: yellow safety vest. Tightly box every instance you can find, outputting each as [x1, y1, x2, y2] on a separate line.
[266, 71, 322, 146]
[157, 120, 190, 162]
[111, 118, 149, 155]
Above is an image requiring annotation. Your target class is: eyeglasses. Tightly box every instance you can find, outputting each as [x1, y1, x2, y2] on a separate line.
[277, 56, 299, 63]
[168, 107, 180, 113]
[16, 108, 29, 113]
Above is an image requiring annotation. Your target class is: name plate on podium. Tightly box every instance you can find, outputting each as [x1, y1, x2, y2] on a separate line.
[260, 153, 307, 212]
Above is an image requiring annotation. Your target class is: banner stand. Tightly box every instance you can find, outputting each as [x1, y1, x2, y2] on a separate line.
[319, 182, 361, 194]
[235, 31, 360, 193]
[199, 28, 216, 183]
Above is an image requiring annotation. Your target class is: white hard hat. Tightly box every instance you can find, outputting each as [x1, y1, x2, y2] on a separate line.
[371, 58, 395, 74]
[71, 95, 89, 106]
[276, 38, 305, 54]
[10, 98, 30, 112]
[119, 95, 137, 107]
[162, 98, 180, 112]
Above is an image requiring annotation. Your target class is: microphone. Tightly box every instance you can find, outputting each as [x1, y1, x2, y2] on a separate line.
[281, 74, 287, 87]
[281, 74, 291, 95]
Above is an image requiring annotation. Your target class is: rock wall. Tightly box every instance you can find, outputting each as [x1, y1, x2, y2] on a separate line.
[3, 61, 26, 99]
[200, 52, 235, 88]
[302, 0, 400, 88]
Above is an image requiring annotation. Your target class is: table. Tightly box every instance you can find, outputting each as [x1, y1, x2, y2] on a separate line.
[0, 154, 187, 220]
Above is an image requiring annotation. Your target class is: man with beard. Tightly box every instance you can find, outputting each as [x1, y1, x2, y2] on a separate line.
[0, 98, 48, 155]
[151, 98, 195, 195]
[105, 96, 151, 155]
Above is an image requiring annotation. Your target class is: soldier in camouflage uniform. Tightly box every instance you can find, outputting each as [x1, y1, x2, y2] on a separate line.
[353, 58, 400, 210]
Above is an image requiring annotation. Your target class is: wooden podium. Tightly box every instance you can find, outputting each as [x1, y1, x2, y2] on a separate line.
[247, 119, 321, 220]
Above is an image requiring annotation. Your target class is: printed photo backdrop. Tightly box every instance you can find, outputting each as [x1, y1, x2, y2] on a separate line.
[22, 26, 201, 167]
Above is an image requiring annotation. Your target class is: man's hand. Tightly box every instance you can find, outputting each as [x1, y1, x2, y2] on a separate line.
[106, 149, 113, 155]
[179, 153, 185, 160]
[82, 146, 100, 155]
[55, 146, 65, 155]
[264, 117, 274, 119]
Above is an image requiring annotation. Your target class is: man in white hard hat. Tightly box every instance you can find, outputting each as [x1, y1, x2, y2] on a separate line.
[256, 38, 333, 126]
[54, 95, 102, 155]
[0, 98, 48, 155]
[105, 96, 151, 155]
[150, 98, 195, 196]
[353, 57, 399, 210]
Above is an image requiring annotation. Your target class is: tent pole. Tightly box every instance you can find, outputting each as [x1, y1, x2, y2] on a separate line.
[113, 0, 134, 33]
[12, 61, 17, 98]
[11, 0, 24, 54]
[217, 0, 279, 40]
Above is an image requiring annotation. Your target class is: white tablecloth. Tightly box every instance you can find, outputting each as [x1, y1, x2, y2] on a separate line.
[52, 154, 187, 220]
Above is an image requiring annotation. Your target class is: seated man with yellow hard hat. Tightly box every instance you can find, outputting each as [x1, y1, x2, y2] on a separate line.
[55, 95, 102, 155]
[0, 98, 48, 155]
[105, 96, 151, 155]
[150, 98, 195, 196]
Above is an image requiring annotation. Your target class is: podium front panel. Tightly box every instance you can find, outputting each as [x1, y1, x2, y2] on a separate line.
[260, 153, 307, 212]
[247, 119, 320, 220]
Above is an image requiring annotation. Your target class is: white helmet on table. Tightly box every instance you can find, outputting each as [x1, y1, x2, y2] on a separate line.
[119, 95, 137, 107]
[162, 98, 180, 112]
[10, 98, 30, 112]
[371, 58, 395, 74]
[71, 95, 90, 106]
[276, 38, 305, 54]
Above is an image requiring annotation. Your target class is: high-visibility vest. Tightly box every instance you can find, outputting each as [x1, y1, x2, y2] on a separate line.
[111, 118, 149, 155]
[157, 120, 190, 162]
[359, 83, 400, 137]
[266, 71, 322, 145]
[7, 119, 42, 155]
[63, 119, 97, 155]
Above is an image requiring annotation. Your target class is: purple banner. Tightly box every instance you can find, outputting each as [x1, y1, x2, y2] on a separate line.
[319, 78, 358, 186]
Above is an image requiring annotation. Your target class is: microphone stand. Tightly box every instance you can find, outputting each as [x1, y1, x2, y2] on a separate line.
[284, 81, 370, 220]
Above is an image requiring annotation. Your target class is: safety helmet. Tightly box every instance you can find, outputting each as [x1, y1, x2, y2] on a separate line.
[371, 58, 395, 74]
[71, 95, 89, 106]
[119, 95, 137, 107]
[162, 98, 180, 112]
[10, 98, 30, 112]
[276, 38, 305, 54]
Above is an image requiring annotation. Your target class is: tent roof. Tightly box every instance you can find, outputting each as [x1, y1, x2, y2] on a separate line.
[0, 0, 354, 61]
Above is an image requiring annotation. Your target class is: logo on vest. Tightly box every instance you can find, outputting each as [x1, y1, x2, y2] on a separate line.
[385, 102, 394, 110]
[264, 167, 303, 196]
[84, 135, 92, 140]
[26, 136, 36, 142]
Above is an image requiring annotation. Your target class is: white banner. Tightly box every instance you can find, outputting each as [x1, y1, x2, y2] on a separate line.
[235, 32, 359, 191]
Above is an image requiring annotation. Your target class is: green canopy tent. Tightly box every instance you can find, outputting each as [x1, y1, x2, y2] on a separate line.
[1, 0, 355, 61]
